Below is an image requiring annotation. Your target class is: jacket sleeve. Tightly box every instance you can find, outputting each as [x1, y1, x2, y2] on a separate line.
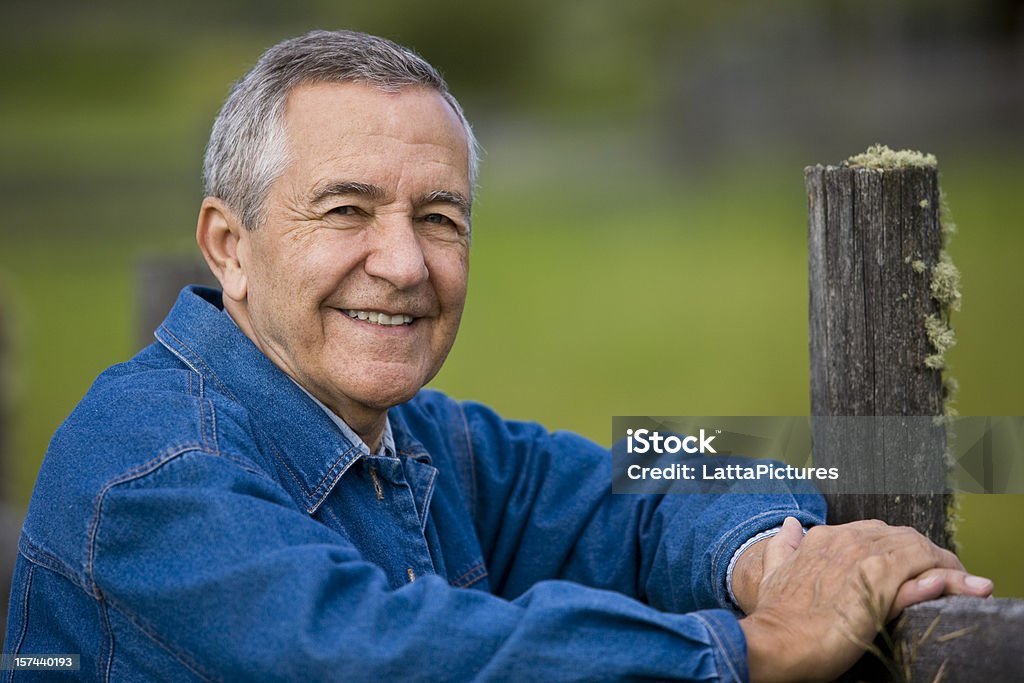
[456, 399, 827, 614]
[92, 447, 749, 682]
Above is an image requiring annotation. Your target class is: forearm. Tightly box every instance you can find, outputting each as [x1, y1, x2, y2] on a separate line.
[463, 401, 827, 614]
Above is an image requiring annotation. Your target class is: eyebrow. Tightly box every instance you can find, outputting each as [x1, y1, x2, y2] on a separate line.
[309, 181, 387, 205]
[418, 189, 472, 219]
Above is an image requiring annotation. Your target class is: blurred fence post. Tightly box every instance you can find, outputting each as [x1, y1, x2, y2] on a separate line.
[136, 256, 218, 347]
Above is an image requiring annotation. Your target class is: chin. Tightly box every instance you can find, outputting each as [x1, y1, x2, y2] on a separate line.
[349, 378, 424, 411]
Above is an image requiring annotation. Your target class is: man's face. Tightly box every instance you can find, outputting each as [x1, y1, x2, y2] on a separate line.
[234, 82, 471, 430]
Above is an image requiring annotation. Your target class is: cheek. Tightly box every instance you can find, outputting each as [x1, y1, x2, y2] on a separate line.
[259, 247, 336, 303]
[246, 253, 334, 338]
[429, 248, 469, 310]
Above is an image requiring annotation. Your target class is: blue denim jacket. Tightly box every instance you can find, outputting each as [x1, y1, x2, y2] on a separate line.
[4, 286, 825, 682]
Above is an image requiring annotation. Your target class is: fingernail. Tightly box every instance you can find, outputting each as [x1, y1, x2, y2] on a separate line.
[918, 575, 940, 589]
[965, 575, 993, 591]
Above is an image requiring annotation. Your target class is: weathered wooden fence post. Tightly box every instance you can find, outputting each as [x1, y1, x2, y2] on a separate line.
[806, 147, 953, 549]
[806, 146, 1024, 682]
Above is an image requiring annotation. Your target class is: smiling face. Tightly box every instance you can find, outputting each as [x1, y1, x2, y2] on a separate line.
[226, 81, 472, 443]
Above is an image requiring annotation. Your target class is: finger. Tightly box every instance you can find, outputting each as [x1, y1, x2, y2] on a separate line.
[887, 569, 995, 620]
[778, 516, 804, 548]
[888, 569, 946, 620]
[761, 517, 803, 575]
[963, 574, 995, 596]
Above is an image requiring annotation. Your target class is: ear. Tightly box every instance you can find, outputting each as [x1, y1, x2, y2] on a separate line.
[196, 197, 248, 303]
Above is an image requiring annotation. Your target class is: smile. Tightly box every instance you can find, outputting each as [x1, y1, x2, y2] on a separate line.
[341, 309, 415, 326]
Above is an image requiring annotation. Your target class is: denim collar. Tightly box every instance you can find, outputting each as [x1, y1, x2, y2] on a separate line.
[154, 285, 419, 514]
[219, 307, 397, 459]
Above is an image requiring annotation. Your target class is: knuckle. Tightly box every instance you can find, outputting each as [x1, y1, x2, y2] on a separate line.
[857, 554, 887, 580]
[938, 548, 964, 570]
[898, 525, 923, 538]
[909, 533, 935, 555]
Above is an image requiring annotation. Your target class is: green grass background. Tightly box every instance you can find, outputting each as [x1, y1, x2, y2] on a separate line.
[2, 152, 1022, 595]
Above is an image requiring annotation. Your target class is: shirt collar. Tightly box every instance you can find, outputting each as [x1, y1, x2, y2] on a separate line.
[291, 379, 397, 459]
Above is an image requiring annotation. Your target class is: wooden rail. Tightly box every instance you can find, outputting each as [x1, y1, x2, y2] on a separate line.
[894, 597, 1024, 682]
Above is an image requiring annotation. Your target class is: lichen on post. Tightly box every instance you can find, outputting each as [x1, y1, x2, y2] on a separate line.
[806, 144, 958, 550]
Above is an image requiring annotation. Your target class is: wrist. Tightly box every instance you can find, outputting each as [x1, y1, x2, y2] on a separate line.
[731, 537, 770, 613]
[739, 612, 801, 683]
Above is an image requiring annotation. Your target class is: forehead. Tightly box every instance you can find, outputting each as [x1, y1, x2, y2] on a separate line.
[279, 81, 470, 194]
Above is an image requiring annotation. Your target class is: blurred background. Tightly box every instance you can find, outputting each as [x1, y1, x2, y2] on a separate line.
[1, 0, 1022, 627]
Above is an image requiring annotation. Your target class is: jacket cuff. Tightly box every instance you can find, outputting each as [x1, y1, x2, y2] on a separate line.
[692, 609, 749, 683]
[709, 506, 826, 611]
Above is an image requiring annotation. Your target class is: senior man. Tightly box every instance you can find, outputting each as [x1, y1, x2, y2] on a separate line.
[4, 30, 991, 682]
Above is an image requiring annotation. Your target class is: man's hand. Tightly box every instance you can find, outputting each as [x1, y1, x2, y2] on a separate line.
[738, 517, 993, 683]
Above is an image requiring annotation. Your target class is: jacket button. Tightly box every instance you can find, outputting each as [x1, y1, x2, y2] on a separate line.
[369, 467, 384, 501]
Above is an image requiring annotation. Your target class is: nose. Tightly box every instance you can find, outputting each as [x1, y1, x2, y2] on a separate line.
[363, 216, 429, 290]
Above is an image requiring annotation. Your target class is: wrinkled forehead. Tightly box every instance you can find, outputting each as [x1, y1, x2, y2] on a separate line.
[278, 81, 472, 189]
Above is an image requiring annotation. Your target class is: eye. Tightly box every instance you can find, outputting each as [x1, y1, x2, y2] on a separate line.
[423, 213, 452, 225]
[418, 212, 469, 239]
[329, 205, 359, 216]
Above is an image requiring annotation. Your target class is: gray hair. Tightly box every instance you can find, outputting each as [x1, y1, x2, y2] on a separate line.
[202, 29, 479, 230]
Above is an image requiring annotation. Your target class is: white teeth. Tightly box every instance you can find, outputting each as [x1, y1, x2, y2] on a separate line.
[342, 309, 414, 326]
